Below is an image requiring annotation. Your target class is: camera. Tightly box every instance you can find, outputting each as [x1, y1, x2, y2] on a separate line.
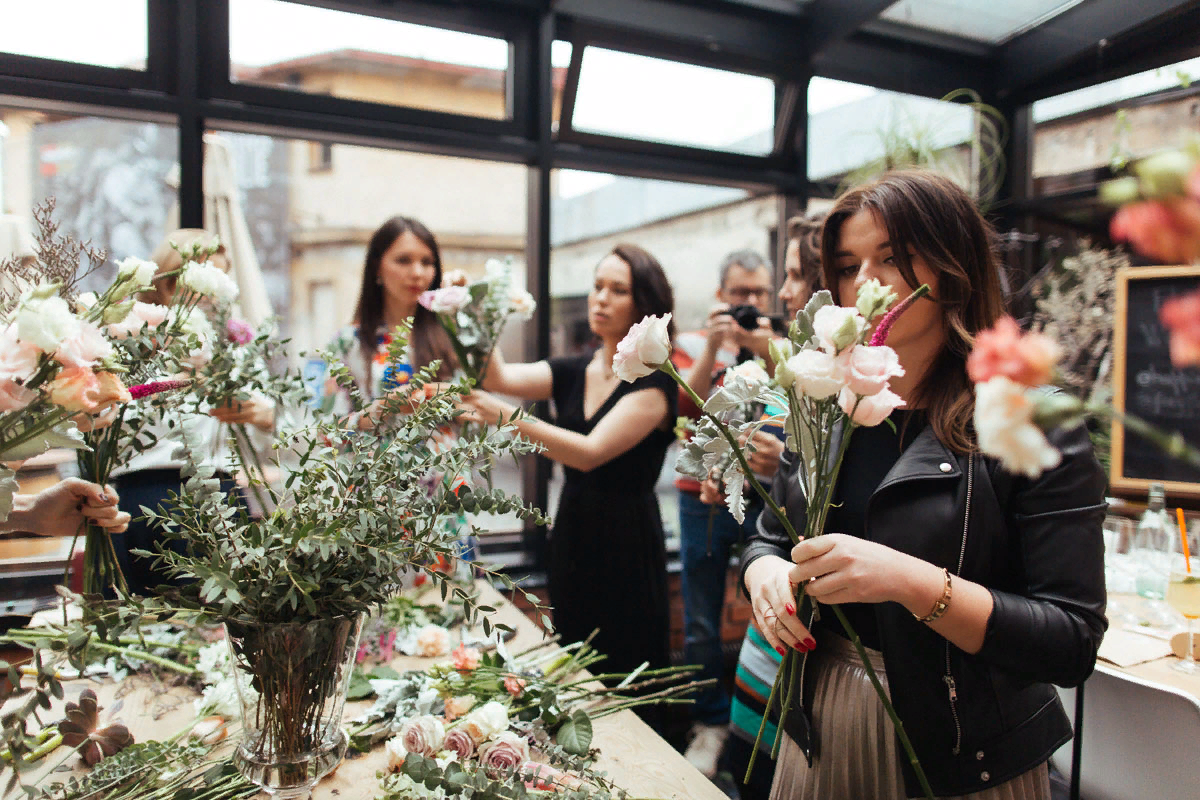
[728, 304, 788, 335]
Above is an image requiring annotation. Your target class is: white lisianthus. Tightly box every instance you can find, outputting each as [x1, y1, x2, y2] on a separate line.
[384, 735, 409, 772]
[75, 292, 98, 312]
[506, 287, 536, 321]
[974, 376, 1061, 478]
[460, 700, 508, 743]
[54, 319, 113, 369]
[843, 345, 904, 397]
[613, 313, 672, 382]
[855, 278, 897, 322]
[180, 260, 239, 304]
[812, 305, 866, 354]
[839, 385, 904, 426]
[16, 293, 80, 353]
[784, 349, 844, 399]
[114, 257, 158, 298]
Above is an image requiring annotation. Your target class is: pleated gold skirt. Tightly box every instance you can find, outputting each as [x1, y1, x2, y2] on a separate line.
[769, 633, 1050, 800]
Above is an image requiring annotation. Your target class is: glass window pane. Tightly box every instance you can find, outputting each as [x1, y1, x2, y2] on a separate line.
[879, 0, 1085, 45]
[0, 0, 147, 68]
[571, 48, 775, 155]
[549, 169, 779, 540]
[0, 105, 175, 286]
[230, 0, 511, 119]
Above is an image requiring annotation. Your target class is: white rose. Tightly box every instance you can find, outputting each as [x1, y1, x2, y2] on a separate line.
[613, 313, 672, 382]
[414, 624, 451, 657]
[180, 260, 239, 304]
[16, 294, 80, 353]
[400, 714, 445, 756]
[839, 385, 904, 426]
[460, 700, 508, 743]
[974, 376, 1061, 478]
[843, 345, 904, 397]
[506, 287, 536, 321]
[725, 359, 770, 388]
[785, 349, 844, 399]
[385, 735, 409, 772]
[812, 305, 866, 354]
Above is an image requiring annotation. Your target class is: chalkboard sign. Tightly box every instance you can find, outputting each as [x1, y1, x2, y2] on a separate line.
[1111, 265, 1200, 499]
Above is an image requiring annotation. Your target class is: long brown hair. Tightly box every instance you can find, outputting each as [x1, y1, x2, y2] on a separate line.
[787, 210, 827, 294]
[821, 171, 1005, 453]
[610, 243, 676, 340]
[354, 217, 456, 388]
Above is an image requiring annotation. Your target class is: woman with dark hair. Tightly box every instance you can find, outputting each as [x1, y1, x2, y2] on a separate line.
[741, 171, 1106, 800]
[325, 217, 457, 420]
[459, 243, 677, 689]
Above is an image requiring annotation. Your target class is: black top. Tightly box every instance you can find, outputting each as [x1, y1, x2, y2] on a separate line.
[819, 408, 927, 650]
[548, 354, 678, 493]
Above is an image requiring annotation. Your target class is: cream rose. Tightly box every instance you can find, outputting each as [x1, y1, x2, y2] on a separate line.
[838, 385, 904, 426]
[613, 313, 672, 382]
[479, 730, 529, 773]
[785, 349, 844, 399]
[443, 694, 476, 721]
[413, 624, 451, 657]
[16, 294, 80, 354]
[974, 377, 1061, 478]
[399, 715, 445, 757]
[812, 305, 866, 354]
[384, 735, 409, 772]
[460, 700, 508, 743]
[843, 345, 904, 397]
[506, 287, 536, 321]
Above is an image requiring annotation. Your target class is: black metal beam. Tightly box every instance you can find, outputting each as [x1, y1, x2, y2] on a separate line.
[552, 137, 795, 191]
[555, 38, 585, 136]
[176, 0, 204, 229]
[998, 0, 1198, 99]
[813, 30, 997, 100]
[799, 0, 896, 56]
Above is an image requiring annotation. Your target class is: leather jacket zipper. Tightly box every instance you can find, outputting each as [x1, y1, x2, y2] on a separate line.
[944, 455, 973, 756]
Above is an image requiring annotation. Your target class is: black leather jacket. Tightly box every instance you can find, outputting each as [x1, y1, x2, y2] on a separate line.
[740, 421, 1108, 797]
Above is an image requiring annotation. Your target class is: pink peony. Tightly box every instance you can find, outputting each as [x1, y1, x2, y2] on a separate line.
[479, 731, 529, 773]
[1110, 199, 1200, 264]
[613, 313, 672, 382]
[838, 385, 904, 427]
[399, 715, 445, 757]
[225, 318, 254, 345]
[54, 320, 112, 370]
[843, 345, 904, 397]
[451, 644, 481, 672]
[443, 728, 476, 760]
[1159, 289, 1200, 367]
[966, 316, 1061, 387]
[503, 675, 526, 698]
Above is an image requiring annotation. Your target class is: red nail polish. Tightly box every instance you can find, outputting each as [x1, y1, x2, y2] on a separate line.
[785, 603, 796, 615]
[804, 637, 816, 650]
[776, 646, 786, 656]
[794, 641, 807, 651]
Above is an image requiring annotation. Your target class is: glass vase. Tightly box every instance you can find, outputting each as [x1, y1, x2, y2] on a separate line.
[225, 614, 364, 800]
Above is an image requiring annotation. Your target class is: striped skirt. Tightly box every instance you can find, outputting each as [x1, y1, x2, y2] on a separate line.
[769, 633, 1050, 800]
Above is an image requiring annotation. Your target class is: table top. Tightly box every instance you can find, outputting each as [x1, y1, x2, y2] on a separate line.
[3, 582, 727, 800]
[1102, 593, 1200, 700]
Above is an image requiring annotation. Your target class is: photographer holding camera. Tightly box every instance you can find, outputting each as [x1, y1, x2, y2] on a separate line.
[673, 249, 783, 777]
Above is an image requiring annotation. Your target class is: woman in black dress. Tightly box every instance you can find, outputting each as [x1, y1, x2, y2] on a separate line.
[459, 243, 676, 682]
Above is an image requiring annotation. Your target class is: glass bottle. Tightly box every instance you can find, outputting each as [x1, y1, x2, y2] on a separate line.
[1133, 482, 1173, 600]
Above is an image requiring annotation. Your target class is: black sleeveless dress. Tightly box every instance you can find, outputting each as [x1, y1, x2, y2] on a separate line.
[547, 354, 675, 678]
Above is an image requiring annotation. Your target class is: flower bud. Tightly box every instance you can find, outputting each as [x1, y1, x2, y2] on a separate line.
[1136, 150, 1196, 199]
[855, 279, 897, 322]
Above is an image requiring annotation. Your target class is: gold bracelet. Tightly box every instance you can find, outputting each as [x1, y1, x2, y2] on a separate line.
[914, 568, 952, 623]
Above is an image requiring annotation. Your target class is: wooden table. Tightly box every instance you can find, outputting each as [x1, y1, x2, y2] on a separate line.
[3, 582, 727, 800]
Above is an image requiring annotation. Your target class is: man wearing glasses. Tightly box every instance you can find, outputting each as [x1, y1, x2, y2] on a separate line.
[672, 250, 782, 778]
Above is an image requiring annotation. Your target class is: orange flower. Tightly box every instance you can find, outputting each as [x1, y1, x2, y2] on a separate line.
[93, 371, 133, 411]
[451, 643, 481, 672]
[1159, 289, 1200, 367]
[1110, 199, 1200, 264]
[46, 366, 101, 412]
[504, 674, 526, 697]
[967, 316, 1061, 387]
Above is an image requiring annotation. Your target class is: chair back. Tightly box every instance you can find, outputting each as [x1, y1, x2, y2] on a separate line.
[1051, 665, 1200, 800]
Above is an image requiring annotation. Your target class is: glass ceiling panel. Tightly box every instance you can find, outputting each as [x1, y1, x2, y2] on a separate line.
[571, 48, 775, 156]
[0, 0, 147, 68]
[879, 0, 1086, 45]
[1033, 56, 1200, 122]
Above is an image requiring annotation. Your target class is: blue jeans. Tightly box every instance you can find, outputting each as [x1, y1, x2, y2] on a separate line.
[679, 489, 762, 726]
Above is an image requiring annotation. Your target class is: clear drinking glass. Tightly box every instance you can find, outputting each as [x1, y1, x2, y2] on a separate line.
[1166, 554, 1200, 674]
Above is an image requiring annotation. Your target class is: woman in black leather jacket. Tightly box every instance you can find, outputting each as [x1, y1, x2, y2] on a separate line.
[741, 170, 1107, 800]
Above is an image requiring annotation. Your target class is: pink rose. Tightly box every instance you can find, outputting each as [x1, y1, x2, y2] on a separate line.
[838, 385, 903, 426]
[54, 320, 112, 370]
[418, 286, 470, 314]
[107, 302, 170, 340]
[522, 761, 584, 790]
[966, 316, 1061, 387]
[479, 731, 529, 774]
[226, 318, 255, 345]
[1159, 289, 1200, 367]
[399, 715, 445, 757]
[414, 625, 451, 658]
[46, 366, 101, 412]
[613, 313, 672, 382]
[451, 644, 481, 672]
[443, 695, 476, 721]
[443, 728, 476, 760]
[844, 345, 904, 397]
[812, 305, 866, 354]
[784, 349, 844, 399]
[503, 675, 526, 698]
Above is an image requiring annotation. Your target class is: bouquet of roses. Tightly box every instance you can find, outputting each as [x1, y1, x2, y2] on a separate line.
[615, 280, 938, 797]
[418, 257, 536, 383]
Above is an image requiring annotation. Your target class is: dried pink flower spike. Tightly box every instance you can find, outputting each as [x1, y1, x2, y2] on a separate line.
[868, 284, 931, 347]
[129, 378, 192, 399]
